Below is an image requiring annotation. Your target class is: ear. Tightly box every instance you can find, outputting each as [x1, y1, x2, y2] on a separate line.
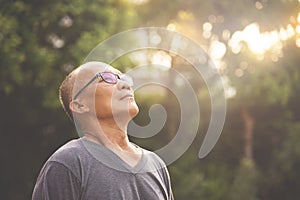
[69, 100, 90, 114]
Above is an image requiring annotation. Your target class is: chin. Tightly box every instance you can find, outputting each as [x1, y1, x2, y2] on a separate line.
[129, 105, 139, 118]
[111, 102, 139, 120]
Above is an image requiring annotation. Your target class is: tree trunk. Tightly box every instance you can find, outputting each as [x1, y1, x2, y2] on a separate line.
[241, 107, 255, 160]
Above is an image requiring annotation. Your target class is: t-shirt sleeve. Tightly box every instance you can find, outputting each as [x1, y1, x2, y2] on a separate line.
[32, 161, 81, 200]
[152, 153, 174, 200]
[162, 166, 174, 200]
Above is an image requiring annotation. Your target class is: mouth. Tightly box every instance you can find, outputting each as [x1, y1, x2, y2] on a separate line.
[120, 94, 134, 100]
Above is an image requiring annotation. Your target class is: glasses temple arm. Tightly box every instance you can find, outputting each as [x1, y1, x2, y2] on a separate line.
[73, 74, 100, 100]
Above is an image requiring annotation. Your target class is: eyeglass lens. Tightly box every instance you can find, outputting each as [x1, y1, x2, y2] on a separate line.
[101, 72, 133, 86]
[101, 72, 118, 84]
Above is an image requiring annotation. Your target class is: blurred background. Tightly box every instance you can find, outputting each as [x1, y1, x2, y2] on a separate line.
[1, 0, 300, 199]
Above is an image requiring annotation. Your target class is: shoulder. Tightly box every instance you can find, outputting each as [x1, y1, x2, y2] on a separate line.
[47, 138, 87, 170]
[143, 149, 166, 165]
[139, 148, 169, 173]
[36, 139, 88, 181]
[140, 148, 173, 189]
[33, 155, 82, 199]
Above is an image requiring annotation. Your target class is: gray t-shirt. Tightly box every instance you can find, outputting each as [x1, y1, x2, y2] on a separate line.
[32, 138, 174, 200]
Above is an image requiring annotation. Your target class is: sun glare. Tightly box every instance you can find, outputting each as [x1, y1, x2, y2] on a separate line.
[128, 0, 148, 4]
[228, 22, 297, 58]
[150, 51, 172, 70]
[209, 40, 227, 60]
[164, 11, 300, 66]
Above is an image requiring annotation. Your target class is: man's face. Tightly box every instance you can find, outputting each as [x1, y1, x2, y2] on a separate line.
[95, 67, 139, 120]
[76, 63, 139, 121]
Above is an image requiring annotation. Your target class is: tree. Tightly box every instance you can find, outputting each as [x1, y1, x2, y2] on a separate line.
[0, 0, 136, 199]
[1, 0, 300, 199]
[132, 0, 300, 199]
[229, 159, 259, 200]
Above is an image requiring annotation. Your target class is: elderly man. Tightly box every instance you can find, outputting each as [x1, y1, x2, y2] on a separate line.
[32, 62, 174, 200]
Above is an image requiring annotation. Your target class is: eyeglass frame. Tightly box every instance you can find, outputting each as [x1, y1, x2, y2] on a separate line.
[72, 71, 133, 100]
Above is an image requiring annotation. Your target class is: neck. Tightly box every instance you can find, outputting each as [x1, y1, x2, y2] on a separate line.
[79, 117, 142, 167]
[99, 120, 130, 148]
[80, 117, 135, 152]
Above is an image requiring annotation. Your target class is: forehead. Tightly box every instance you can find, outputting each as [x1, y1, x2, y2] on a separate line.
[103, 66, 122, 75]
[76, 62, 122, 79]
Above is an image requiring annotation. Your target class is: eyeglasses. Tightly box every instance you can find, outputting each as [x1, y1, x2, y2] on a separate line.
[73, 72, 133, 100]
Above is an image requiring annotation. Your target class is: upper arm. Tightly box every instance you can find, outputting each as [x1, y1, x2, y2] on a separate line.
[32, 161, 81, 200]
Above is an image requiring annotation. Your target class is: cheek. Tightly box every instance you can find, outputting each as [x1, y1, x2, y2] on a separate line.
[94, 87, 114, 114]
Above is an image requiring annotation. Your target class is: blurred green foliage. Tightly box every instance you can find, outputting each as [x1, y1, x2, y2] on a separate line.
[1, 0, 300, 199]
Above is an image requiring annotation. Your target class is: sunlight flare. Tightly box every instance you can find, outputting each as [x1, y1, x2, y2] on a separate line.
[228, 22, 296, 57]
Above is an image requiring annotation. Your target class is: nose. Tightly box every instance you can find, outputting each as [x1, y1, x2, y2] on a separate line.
[117, 79, 131, 90]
